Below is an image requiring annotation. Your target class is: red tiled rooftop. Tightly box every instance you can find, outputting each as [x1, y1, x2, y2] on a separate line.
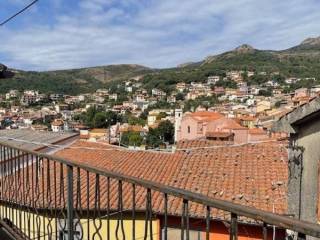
[188, 111, 224, 121]
[2, 139, 289, 223]
[53, 140, 288, 219]
[219, 118, 247, 130]
[249, 128, 267, 135]
[176, 139, 233, 150]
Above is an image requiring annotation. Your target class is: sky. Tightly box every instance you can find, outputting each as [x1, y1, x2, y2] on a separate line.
[1, 0, 320, 71]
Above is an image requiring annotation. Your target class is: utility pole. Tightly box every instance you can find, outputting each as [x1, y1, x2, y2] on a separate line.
[108, 125, 111, 144]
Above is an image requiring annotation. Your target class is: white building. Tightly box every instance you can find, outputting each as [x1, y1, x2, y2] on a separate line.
[174, 109, 183, 142]
[285, 78, 300, 84]
[247, 71, 255, 77]
[152, 88, 166, 97]
[109, 94, 118, 101]
[125, 86, 133, 93]
[51, 119, 64, 132]
[207, 76, 220, 85]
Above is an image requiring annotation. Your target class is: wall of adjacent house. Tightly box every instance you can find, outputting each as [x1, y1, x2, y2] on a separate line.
[0, 207, 159, 240]
[162, 216, 285, 240]
[0, 206, 288, 240]
[294, 117, 320, 223]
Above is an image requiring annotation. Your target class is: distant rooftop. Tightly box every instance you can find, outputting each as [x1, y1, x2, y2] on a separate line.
[0, 129, 78, 152]
[187, 111, 224, 121]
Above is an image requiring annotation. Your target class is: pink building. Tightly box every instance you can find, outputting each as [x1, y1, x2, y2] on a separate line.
[206, 117, 248, 144]
[176, 111, 270, 144]
[248, 128, 271, 142]
[176, 111, 224, 141]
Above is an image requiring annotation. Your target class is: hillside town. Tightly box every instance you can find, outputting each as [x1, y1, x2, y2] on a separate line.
[2, 65, 320, 239]
[0, 70, 317, 150]
[2, 1, 320, 239]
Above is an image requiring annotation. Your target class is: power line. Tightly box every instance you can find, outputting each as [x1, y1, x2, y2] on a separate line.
[0, 0, 39, 27]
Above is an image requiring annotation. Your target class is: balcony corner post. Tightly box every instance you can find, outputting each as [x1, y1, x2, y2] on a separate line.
[67, 164, 74, 240]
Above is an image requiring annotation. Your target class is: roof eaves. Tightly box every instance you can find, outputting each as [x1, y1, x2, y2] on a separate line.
[272, 97, 320, 134]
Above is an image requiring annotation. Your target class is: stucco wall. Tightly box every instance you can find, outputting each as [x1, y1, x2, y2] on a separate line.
[178, 117, 206, 141]
[0, 207, 286, 240]
[295, 118, 320, 222]
[0, 207, 159, 240]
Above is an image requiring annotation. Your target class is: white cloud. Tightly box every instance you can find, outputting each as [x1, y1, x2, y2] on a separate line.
[0, 0, 320, 70]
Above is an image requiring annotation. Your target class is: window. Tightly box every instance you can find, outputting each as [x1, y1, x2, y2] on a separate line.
[187, 126, 191, 133]
[197, 122, 203, 133]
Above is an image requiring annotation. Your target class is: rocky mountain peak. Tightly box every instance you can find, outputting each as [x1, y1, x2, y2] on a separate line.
[234, 44, 255, 53]
[300, 37, 320, 46]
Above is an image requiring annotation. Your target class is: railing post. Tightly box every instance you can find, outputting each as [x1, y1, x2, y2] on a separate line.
[67, 165, 74, 240]
[263, 222, 267, 240]
[230, 213, 238, 240]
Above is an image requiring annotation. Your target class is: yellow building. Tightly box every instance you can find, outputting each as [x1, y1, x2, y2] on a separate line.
[0, 207, 158, 240]
[89, 128, 108, 140]
[256, 100, 271, 114]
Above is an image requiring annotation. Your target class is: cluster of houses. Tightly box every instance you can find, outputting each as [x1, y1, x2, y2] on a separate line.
[0, 70, 319, 149]
[2, 66, 320, 239]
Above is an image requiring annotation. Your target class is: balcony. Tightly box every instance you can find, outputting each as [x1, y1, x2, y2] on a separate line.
[0, 141, 319, 240]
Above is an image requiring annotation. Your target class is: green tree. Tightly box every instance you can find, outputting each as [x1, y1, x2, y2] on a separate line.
[156, 112, 167, 120]
[128, 132, 143, 146]
[139, 111, 148, 120]
[183, 95, 218, 112]
[93, 112, 107, 128]
[157, 120, 174, 144]
[215, 79, 237, 88]
[258, 88, 272, 97]
[146, 120, 175, 148]
[176, 92, 185, 101]
[146, 128, 162, 148]
[78, 106, 98, 128]
[128, 116, 146, 126]
[105, 111, 121, 126]
[121, 131, 143, 147]
[76, 107, 121, 128]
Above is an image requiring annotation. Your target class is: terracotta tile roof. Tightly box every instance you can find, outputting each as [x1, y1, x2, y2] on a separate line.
[249, 128, 268, 135]
[51, 119, 64, 126]
[80, 134, 89, 139]
[55, 141, 288, 219]
[3, 140, 289, 223]
[176, 139, 234, 150]
[219, 118, 247, 130]
[188, 111, 224, 122]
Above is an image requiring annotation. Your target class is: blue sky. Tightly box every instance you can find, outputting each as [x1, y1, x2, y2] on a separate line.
[1, 0, 320, 71]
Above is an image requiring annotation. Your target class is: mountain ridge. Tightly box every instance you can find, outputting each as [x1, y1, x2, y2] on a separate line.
[300, 36, 320, 46]
[1, 36, 320, 94]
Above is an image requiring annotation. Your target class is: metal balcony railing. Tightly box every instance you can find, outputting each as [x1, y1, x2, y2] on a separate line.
[0, 141, 319, 240]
